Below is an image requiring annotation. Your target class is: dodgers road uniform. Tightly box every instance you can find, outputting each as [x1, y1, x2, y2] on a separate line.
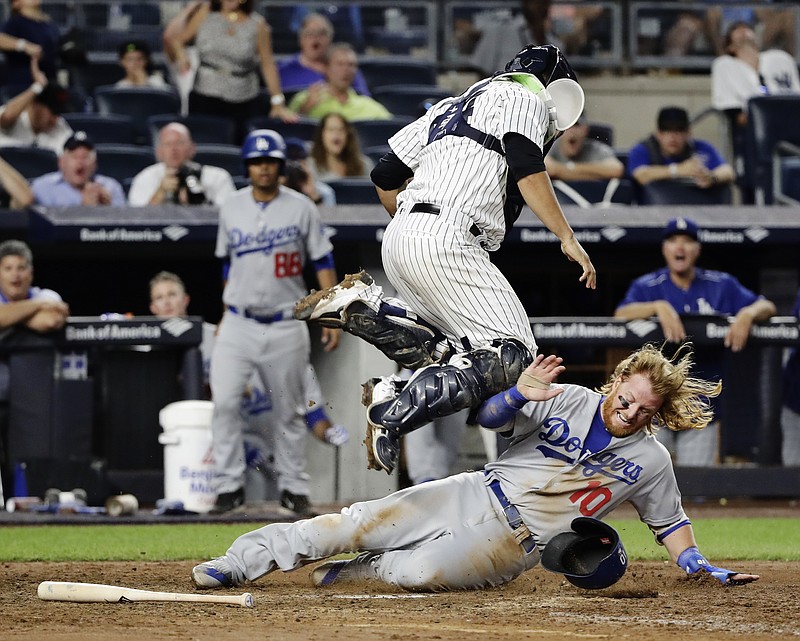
[217, 384, 685, 590]
[211, 184, 332, 496]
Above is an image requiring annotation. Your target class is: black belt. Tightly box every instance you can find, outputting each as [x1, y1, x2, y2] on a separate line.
[409, 203, 482, 239]
[486, 474, 537, 554]
[229, 306, 287, 324]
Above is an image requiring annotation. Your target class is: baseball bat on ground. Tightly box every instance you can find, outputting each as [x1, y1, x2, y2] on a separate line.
[37, 582, 254, 607]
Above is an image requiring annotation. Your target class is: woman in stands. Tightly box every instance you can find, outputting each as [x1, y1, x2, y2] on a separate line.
[115, 40, 167, 89]
[308, 113, 373, 180]
[165, 0, 294, 141]
[0, 0, 59, 93]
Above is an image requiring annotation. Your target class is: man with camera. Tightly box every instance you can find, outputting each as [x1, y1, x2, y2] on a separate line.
[127, 122, 236, 207]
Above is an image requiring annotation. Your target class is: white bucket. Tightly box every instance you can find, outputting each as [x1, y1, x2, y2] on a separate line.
[158, 400, 216, 513]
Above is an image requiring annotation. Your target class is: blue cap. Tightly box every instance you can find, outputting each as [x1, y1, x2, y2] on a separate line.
[663, 217, 699, 241]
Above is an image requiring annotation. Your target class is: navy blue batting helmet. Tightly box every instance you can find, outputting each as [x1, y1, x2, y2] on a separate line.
[540, 517, 628, 590]
[241, 129, 286, 163]
[495, 44, 578, 86]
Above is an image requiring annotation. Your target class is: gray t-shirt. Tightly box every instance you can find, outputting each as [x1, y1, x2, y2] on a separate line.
[549, 137, 617, 164]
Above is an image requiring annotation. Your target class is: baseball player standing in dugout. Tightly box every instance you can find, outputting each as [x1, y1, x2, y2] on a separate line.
[208, 129, 341, 514]
[191, 344, 759, 591]
[294, 44, 596, 475]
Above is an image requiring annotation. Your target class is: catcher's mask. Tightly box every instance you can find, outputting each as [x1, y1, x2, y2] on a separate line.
[540, 517, 627, 590]
[493, 44, 584, 146]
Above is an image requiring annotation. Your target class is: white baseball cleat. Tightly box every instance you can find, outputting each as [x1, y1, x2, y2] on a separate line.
[192, 556, 237, 589]
[311, 553, 380, 587]
[293, 270, 382, 327]
[362, 376, 404, 474]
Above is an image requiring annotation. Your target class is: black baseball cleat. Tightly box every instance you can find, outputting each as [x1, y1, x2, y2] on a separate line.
[209, 487, 244, 514]
[280, 490, 316, 516]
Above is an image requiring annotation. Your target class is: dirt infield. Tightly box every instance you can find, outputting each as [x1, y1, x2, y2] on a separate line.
[2, 558, 797, 641]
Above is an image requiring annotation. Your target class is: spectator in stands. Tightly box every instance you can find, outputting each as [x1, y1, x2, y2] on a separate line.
[288, 43, 391, 121]
[0, 155, 33, 209]
[545, 114, 624, 181]
[781, 288, 800, 467]
[0, 0, 59, 92]
[614, 217, 776, 467]
[165, 0, 293, 141]
[711, 21, 800, 198]
[115, 40, 167, 89]
[278, 12, 370, 96]
[0, 62, 72, 153]
[467, 0, 564, 76]
[31, 131, 125, 207]
[308, 113, 374, 181]
[283, 137, 336, 206]
[163, 0, 205, 114]
[627, 106, 734, 192]
[128, 122, 236, 207]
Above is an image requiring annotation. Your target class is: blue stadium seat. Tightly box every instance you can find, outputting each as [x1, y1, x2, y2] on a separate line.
[587, 123, 614, 147]
[192, 144, 244, 179]
[94, 86, 180, 144]
[147, 114, 237, 146]
[352, 117, 412, 149]
[0, 146, 58, 180]
[325, 178, 379, 205]
[94, 144, 155, 184]
[358, 57, 437, 93]
[245, 116, 320, 143]
[372, 85, 452, 118]
[63, 113, 137, 145]
[69, 60, 125, 95]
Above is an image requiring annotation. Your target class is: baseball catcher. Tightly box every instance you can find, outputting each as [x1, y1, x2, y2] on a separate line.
[295, 43, 593, 475]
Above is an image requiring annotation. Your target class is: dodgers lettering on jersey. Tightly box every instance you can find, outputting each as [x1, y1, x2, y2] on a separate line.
[485, 385, 686, 545]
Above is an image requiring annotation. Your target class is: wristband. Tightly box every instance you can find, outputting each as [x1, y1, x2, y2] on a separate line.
[270, 93, 286, 106]
[15, 38, 28, 52]
[30, 82, 44, 95]
[669, 163, 678, 178]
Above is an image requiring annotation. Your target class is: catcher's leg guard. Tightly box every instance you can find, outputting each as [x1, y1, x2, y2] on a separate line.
[378, 339, 534, 437]
[294, 271, 447, 369]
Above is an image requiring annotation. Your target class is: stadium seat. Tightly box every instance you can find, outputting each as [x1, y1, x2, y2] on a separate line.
[744, 95, 800, 205]
[372, 85, 452, 118]
[63, 113, 137, 145]
[639, 179, 732, 205]
[325, 178, 379, 205]
[553, 178, 634, 207]
[245, 116, 320, 143]
[87, 26, 164, 55]
[587, 123, 614, 147]
[68, 60, 125, 95]
[358, 57, 437, 93]
[192, 144, 244, 179]
[147, 114, 237, 146]
[94, 86, 181, 144]
[94, 144, 155, 184]
[364, 145, 391, 164]
[0, 146, 58, 180]
[352, 118, 412, 149]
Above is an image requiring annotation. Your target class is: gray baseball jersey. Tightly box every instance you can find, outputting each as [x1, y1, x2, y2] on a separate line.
[378, 78, 549, 352]
[219, 384, 686, 590]
[211, 185, 333, 495]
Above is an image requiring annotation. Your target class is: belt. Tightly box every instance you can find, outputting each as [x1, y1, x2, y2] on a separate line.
[486, 474, 537, 554]
[229, 306, 287, 324]
[409, 203, 482, 239]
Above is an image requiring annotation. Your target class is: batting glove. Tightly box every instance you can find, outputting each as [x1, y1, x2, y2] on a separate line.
[324, 424, 350, 447]
[677, 546, 745, 585]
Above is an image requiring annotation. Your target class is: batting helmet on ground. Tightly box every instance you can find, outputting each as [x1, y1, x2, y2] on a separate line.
[241, 129, 286, 164]
[540, 517, 627, 590]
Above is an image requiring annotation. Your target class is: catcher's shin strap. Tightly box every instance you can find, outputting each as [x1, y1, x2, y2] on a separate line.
[485, 474, 537, 554]
[409, 203, 482, 239]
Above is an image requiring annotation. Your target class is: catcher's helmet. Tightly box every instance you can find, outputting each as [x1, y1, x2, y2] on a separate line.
[540, 517, 628, 590]
[495, 44, 578, 87]
[241, 129, 286, 164]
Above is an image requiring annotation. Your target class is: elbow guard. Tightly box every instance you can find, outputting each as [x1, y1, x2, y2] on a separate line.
[370, 152, 414, 191]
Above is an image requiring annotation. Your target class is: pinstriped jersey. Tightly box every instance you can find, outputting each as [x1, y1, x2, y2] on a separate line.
[485, 384, 686, 546]
[215, 185, 333, 315]
[387, 78, 549, 251]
